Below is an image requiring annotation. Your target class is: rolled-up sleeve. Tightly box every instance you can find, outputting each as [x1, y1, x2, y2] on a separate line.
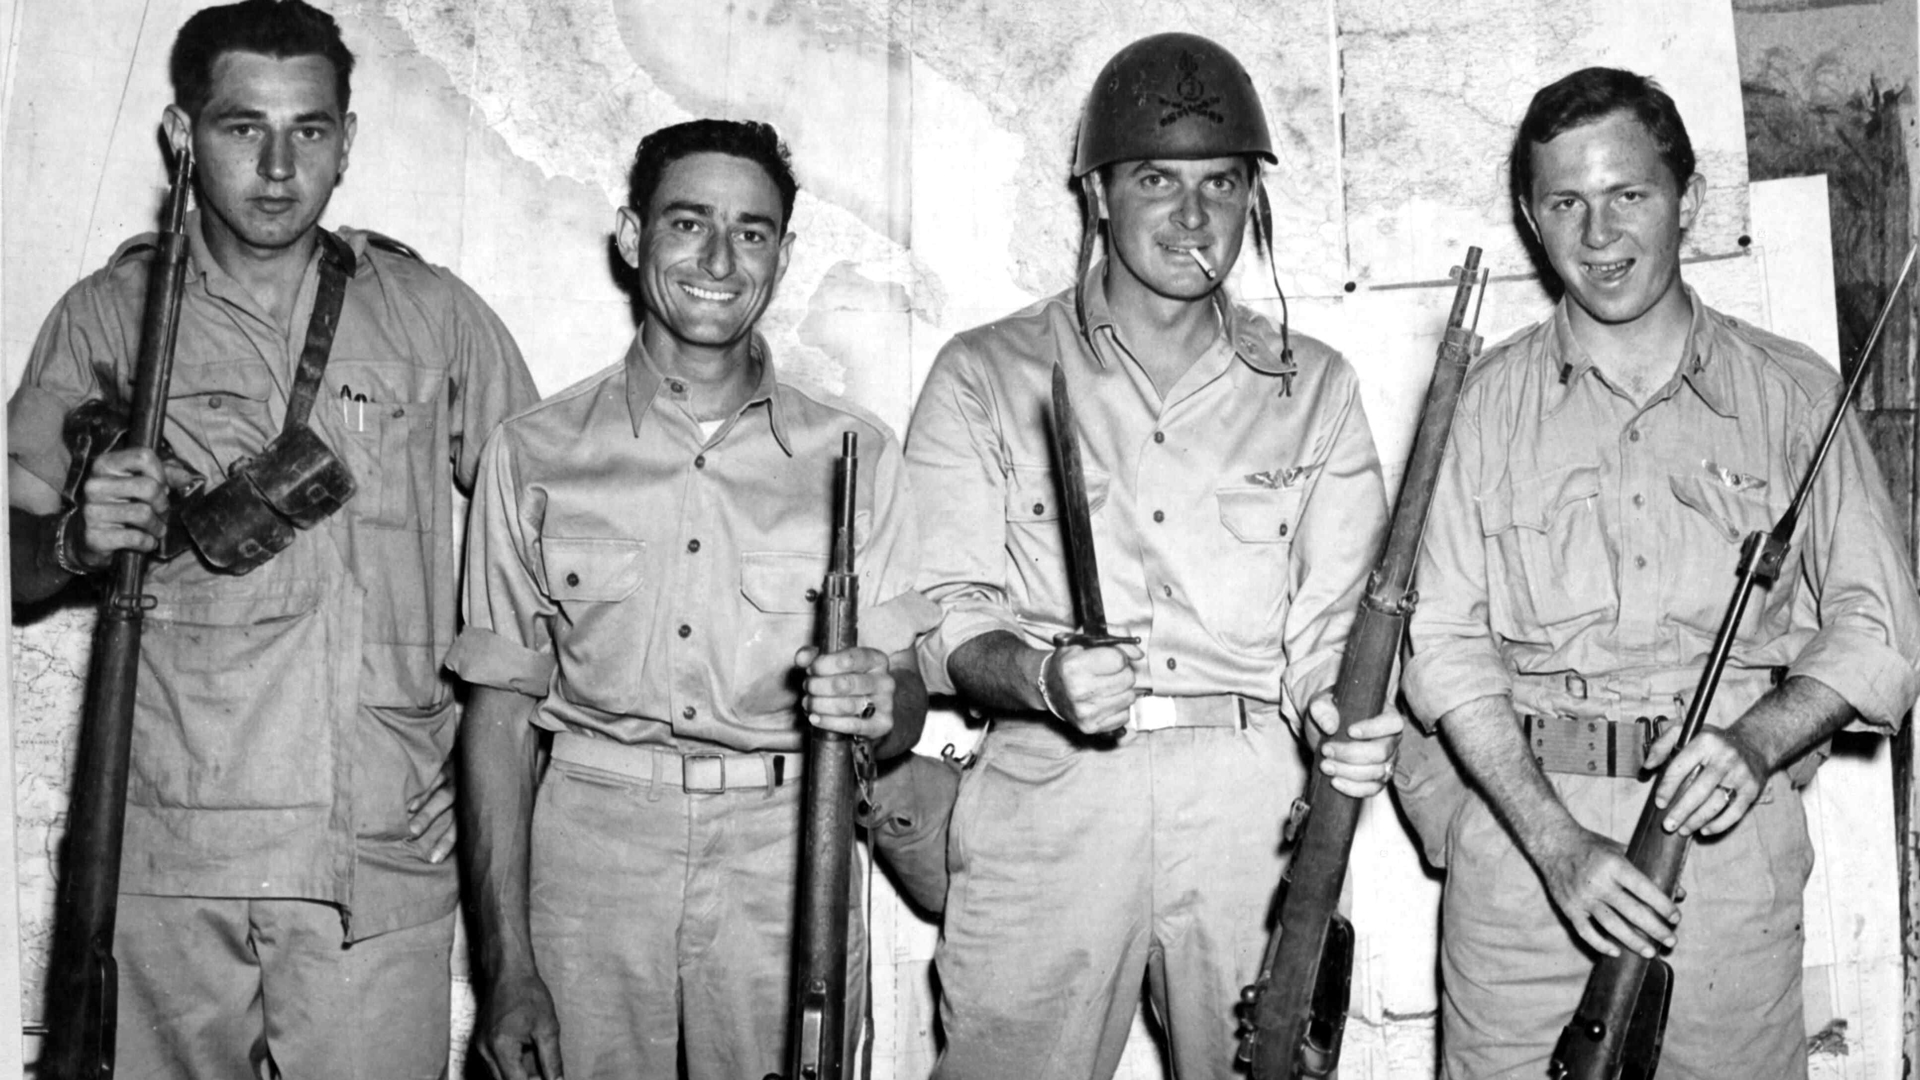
[1279, 365, 1388, 718]
[9, 279, 128, 502]
[1403, 401, 1515, 730]
[856, 424, 943, 658]
[1790, 393, 1920, 731]
[905, 340, 1025, 695]
[445, 427, 556, 696]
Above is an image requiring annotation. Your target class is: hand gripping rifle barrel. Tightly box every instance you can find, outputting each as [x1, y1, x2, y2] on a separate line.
[1549, 244, 1919, 1080]
[1239, 248, 1488, 1080]
[782, 432, 861, 1080]
[42, 151, 195, 1080]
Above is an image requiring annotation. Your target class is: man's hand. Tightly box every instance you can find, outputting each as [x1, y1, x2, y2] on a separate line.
[1647, 725, 1768, 838]
[408, 760, 457, 864]
[475, 970, 565, 1080]
[74, 447, 190, 567]
[1305, 692, 1405, 798]
[1533, 820, 1679, 959]
[798, 645, 897, 740]
[1040, 641, 1143, 736]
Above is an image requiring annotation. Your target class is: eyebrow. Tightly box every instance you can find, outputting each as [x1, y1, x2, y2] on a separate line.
[202, 104, 338, 126]
[659, 200, 781, 231]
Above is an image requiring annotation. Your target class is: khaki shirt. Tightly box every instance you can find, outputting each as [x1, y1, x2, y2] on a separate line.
[1404, 290, 1920, 735]
[906, 269, 1387, 719]
[8, 212, 538, 937]
[446, 335, 936, 751]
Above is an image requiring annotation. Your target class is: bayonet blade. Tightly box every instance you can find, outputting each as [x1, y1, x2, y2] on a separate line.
[1049, 364, 1138, 649]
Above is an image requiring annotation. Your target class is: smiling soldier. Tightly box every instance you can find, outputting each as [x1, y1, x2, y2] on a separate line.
[452, 120, 936, 1080]
[905, 33, 1404, 1080]
[6, 1, 538, 1076]
[1398, 67, 1920, 1078]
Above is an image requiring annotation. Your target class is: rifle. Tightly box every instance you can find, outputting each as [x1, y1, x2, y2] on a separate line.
[41, 149, 194, 1080]
[1238, 248, 1488, 1079]
[1549, 243, 1919, 1080]
[783, 432, 863, 1080]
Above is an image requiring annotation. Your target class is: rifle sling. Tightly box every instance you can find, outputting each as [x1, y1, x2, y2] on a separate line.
[281, 231, 356, 434]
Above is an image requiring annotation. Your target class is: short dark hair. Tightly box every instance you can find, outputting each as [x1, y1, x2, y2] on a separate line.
[170, 0, 355, 120]
[627, 120, 799, 233]
[1509, 67, 1695, 213]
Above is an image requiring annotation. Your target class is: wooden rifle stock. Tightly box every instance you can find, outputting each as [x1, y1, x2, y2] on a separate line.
[1549, 245, 1917, 1080]
[41, 151, 194, 1080]
[782, 432, 861, 1080]
[1239, 249, 1487, 1079]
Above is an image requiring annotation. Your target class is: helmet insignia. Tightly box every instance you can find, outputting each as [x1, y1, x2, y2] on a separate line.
[1158, 51, 1223, 127]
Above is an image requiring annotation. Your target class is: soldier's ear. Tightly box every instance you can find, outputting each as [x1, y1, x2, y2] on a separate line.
[1089, 172, 1111, 221]
[161, 106, 192, 163]
[614, 206, 643, 270]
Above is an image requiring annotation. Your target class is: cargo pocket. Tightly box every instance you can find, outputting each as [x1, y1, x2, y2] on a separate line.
[1481, 464, 1615, 644]
[133, 586, 334, 810]
[328, 360, 440, 530]
[539, 537, 647, 711]
[1196, 484, 1304, 649]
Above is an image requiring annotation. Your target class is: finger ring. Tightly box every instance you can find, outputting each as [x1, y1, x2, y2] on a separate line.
[859, 700, 876, 719]
[1716, 784, 1736, 801]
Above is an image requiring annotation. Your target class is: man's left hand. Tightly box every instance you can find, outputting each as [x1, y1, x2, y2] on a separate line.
[1648, 725, 1768, 837]
[797, 645, 896, 741]
[1307, 692, 1405, 798]
[408, 760, 457, 864]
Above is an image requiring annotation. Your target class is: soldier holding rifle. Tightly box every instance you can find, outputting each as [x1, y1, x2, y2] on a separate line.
[1398, 67, 1920, 1078]
[453, 119, 936, 1080]
[905, 33, 1404, 1080]
[7, 1, 537, 1076]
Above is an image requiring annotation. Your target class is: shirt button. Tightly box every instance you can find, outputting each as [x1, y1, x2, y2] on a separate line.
[1153, 431, 1166, 444]
[1162, 584, 1173, 598]
[1632, 493, 1645, 507]
[694, 454, 707, 469]
[1277, 523, 1289, 538]
[687, 539, 701, 553]
[668, 379, 686, 393]
[1152, 510, 1165, 523]
[805, 588, 821, 603]
[1628, 428, 1642, 442]
[678, 624, 692, 638]
[208, 395, 224, 409]
[565, 572, 580, 587]
[1635, 555, 1648, 569]
[1166, 657, 1177, 670]
[1033, 502, 1045, 515]
[682, 705, 696, 719]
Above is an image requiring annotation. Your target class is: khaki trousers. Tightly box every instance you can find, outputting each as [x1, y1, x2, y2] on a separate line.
[112, 895, 453, 1080]
[933, 709, 1304, 1080]
[529, 754, 866, 1080]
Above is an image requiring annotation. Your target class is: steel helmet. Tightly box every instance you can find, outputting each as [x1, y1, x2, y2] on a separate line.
[1072, 32, 1277, 177]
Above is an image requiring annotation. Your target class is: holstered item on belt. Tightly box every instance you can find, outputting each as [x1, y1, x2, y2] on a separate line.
[1523, 713, 1669, 778]
[175, 232, 357, 575]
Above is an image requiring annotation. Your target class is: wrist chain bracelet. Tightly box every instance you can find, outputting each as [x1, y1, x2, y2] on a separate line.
[1036, 649, 1064, 720]
[52, 508, 99, 577]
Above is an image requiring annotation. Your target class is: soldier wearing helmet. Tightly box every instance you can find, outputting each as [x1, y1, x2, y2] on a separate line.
[904, 33, 1405, 1079]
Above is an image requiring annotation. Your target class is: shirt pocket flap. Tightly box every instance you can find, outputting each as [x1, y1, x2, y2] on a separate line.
[1005, 463, 1108, 524]
[741, 551, 829, 614]
[542, 537, 646, 603]
[1670, 473, 1769, 543]
[1494, 464, 1602, 534]
[1216, 485, 1305, 543]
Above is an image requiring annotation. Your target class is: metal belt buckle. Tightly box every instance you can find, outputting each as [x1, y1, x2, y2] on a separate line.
[682, 753, 727, 793]
[1129, 696, 1177, 732]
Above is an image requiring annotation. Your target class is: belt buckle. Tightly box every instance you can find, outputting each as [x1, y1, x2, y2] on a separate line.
[1129, 696, 1177, 733]
[683, 752, 726, 793]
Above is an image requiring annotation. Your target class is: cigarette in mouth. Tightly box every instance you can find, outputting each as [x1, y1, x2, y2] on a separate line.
[1188, 248, 1216, 279]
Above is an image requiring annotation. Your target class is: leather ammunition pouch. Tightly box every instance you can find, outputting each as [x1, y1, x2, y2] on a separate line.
[176, 231, 358, 575]
[176, 427, 356, 573]
[859, 747, 966, 915]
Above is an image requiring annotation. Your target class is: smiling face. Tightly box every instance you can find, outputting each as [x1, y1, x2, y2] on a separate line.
[164, 50, 354, 261]
[618, 151, 792, 357]
[1524, 110, 1702, 334]
[1095, 156, 1252, 306]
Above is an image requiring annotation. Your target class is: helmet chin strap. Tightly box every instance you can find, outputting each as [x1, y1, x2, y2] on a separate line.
[1074, 170, 1292, 368]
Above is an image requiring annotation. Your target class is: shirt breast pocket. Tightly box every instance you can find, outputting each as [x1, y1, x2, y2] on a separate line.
[1669, 472, 1786, 634]
[1003, 463, 1109, 628]
[541, 536, 648, 710]
[1481, 464, 1615, 643]
[328, 361, 438, 530]
[735, 551, 829, 721]
[1200, 484, 1305, 650]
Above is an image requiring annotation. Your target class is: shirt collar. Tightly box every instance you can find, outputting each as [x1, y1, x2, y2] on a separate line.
[622, 331, 794, 455]
[1077, 259, 1296, 378]
[1544, 283, 1736, 419]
